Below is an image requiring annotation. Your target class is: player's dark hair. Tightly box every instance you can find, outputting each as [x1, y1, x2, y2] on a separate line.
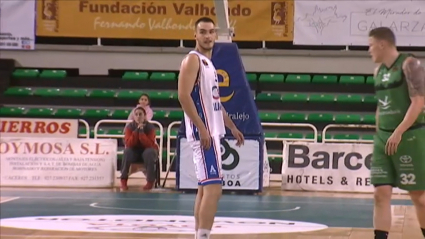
[369, 27, 396, 45]
[195, 17, 215, 29]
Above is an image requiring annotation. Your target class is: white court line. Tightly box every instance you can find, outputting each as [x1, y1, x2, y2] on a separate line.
[0, 235, 170, 239]
[0, 197, 20, 204]
[89, 202, 301, 213]
[0, 195, 390, 206]
[0, 227, 377, 238]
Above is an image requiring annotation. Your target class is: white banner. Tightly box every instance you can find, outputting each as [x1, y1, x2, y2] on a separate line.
[177, 138, 262, 190]
[294, 1, 425, 46]
[281, 142, 407, 193]
[0, 137, 117, 187]
[0, 0, 36, 50]
[0, 118, 79, 138]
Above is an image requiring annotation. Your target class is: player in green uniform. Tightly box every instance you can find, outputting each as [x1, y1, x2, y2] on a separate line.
[368, 27, 425, 239]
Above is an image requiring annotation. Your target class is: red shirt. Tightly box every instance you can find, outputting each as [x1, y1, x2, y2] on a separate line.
[124, 121, 158, 150]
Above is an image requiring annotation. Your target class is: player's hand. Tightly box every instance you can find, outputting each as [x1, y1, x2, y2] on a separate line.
[199, 128, 211, 150]
[231, 127, 244, 147]
[385, 130, 402, 156]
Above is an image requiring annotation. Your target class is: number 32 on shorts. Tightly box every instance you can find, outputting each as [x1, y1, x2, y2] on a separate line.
[400, 173, 416, 185]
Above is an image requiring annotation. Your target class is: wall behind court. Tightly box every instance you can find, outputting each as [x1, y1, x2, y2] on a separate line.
[2, 45, 424, 75]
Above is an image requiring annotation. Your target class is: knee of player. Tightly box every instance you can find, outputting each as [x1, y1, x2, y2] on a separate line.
[374, 185, 393, 203]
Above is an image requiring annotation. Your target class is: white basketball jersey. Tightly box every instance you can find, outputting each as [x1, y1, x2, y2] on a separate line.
[184, 50, 226, 142]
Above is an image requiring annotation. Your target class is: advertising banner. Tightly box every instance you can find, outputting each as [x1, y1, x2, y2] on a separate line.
[282, 142, 407, 194]
[177, 137, 263, 191]
[0, 0, 36, 50]
[36, 0, 294, 41]
[0, 118, 79, 138]
[294, 1, 425, 46]
[0, 137, 117, 188]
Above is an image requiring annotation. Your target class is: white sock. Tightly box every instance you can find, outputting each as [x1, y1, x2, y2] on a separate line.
[197, 229, 210, 239]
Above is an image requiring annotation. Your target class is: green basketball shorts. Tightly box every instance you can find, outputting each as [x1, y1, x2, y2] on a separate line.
[371, 127, 425, 191]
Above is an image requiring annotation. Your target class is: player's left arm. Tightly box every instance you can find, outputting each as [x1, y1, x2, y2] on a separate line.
[396, 56, 425, 134]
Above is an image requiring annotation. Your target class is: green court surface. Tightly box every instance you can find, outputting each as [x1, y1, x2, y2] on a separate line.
[0, 189, 412, 229]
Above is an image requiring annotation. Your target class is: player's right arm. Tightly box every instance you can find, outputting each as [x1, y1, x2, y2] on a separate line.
[373, 66, 379, 129]
[178, 54, 211, 148]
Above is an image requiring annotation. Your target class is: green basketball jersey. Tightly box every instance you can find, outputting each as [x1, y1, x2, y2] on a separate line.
[375, 53, 425, 131]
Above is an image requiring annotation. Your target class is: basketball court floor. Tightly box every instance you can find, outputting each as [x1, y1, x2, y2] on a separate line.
[0, 181, 422, 239]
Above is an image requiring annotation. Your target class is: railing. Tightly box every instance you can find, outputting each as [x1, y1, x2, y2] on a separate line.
[92, 119, 165, 177]
[322, 124, 375, 144]
[166, 121, 182, 171]
[261, 122, 318, 157]
[77, 119, 90, 139]
[95, 38, 353, 52]
[75, 119, 374, 182]
[260, 122, 318, 181]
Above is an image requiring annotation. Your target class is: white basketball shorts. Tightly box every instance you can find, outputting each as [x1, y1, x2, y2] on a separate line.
[190, 136, 223, 186]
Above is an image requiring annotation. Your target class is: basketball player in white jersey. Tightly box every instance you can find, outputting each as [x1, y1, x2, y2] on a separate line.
[178, 17, 244, 239]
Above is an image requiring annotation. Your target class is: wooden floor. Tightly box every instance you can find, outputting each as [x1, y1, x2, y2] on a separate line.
[0, 180, 422, 239]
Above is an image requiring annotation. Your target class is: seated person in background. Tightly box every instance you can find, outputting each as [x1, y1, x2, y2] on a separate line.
[127, 93, 153, 124]
[121, 106, 158, 191]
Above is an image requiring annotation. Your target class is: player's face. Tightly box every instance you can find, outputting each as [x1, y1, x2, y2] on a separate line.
[195, 22, 216, 51]
[368, 37, 384, 63]
[134, 109, 145, 123]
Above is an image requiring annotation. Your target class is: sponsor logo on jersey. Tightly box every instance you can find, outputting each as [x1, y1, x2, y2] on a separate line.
[202, 59, 209, 67]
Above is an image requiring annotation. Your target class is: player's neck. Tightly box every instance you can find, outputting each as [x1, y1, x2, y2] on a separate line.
[194, 47, 212, 59]
[383, 49, 400, 68]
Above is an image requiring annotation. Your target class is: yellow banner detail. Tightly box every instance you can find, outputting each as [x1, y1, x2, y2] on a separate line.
[37, 0, 294, 41]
